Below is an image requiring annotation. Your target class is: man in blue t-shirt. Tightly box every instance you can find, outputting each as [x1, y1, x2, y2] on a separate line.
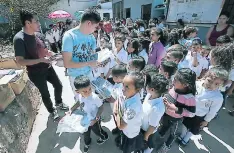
[62, 10, 101, 94]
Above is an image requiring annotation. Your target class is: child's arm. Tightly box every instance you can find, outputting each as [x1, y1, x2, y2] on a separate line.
[144, 126, 156, 141]
[192, 52, 198, 67]
[204, 99, 223, 123]
[91, 99, 104, 126]
[144, 107, 164, 141]
[164, 98, 196, 117]
[199, 69, 208, 79]
[70, 101, 80, 114]
[116, 113, 127, 130]
[96, 104, 104, 119]
[226, 81, 234, 96]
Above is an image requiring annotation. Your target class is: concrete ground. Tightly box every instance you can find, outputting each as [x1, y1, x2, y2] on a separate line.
[26, 65, 234, 153]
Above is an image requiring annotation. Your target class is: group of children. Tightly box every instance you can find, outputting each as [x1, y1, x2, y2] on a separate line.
[68, 18, 234, 153]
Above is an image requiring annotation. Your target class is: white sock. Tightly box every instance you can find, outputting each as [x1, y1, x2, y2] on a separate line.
[144, 147, 153, 153]
[180, 124, 188, 138]
[183, 131, 193, 143]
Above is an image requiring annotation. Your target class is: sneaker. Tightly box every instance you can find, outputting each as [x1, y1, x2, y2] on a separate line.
[157, 143, 170, 153]
[56, 103, 69, 110]
[228, 111, 234, 116]
[51, 110, 60, 120]
[97, 134, 109, 145]
[84, 144, 90, 153]
[179, 139, 189, 147]
[112, 127, 120, 135]
[176, 136, 182, 144]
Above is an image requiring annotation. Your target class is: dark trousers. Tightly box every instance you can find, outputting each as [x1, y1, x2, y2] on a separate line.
[221, 91, 227, 107]
[50, 43, 58, 53]
[83, 120, 108, 145]
[28, 67, 63, 113]
[158, 114, 181, 148]
[56, 41, 62, 51]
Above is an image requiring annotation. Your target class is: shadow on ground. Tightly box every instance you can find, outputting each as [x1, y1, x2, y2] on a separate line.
[35, 103, 118, 153]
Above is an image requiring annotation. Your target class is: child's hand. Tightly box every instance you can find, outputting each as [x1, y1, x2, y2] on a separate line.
[100, 73, 105, 78]
[200, 121, 208, 128]
[163, 98, 178, 111]
[226, 88, 234, 96]
[106, 96, 115, 103]
[90, 119, 97, 126]
[114, 57, 120, 64]
[192, 51, 197, 57]
[65, 110, 72, 116]
[113, 101, 118, 114]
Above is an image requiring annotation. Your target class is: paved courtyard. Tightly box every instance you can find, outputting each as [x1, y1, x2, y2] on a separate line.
[26, 65, 234, 153]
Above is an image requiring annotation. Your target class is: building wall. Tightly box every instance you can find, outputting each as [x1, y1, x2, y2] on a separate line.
[98, 2, 113, 19]
[123, 0, 153, 20]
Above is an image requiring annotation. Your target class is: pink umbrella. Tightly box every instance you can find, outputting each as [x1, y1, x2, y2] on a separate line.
[48, 10, 71, 19]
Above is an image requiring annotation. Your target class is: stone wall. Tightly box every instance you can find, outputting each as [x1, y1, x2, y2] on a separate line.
[0, 81, 41, 153]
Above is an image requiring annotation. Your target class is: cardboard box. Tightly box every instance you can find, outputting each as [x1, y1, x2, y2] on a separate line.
[0, 58, 22, 69]
[0, 83, 16, 112]
[10, 70, 28, 95]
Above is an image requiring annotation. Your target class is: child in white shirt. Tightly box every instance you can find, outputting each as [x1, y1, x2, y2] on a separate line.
[113, 35, 128, 65]
[142, 73, 169, 153]
[178, 67, 228, 146]
[139, 38, 150, 64]
[69, 75, 109, 153]
[159, 60, 177, 89]
[128, 56, 146, 73]
[114, 72, 145, 153]
[188, 39, 208, 78]
[109, 64, 128, 136]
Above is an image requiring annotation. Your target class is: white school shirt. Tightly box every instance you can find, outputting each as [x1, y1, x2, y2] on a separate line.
[195, 81, 223, 122]
[110, 34, 116, 51]
[220, 68, 234, 91]
[114, 48, 128, 65]
[139, 27, 145, 32]
[156, 23, 165, 29]
[122, 93, 143, 138]
[124, 39, 129, 50]
[78, 93, 103, 120]
[53, 30, 60, 42]
[139, 49, 148, 64]
[45, 33, 55, 43]
[187, 53, 208, 77]
[178, 58, 190, 70]
[141, 94, 165, 132]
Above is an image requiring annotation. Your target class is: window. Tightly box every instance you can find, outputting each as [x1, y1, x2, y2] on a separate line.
[103, 13, 110, 20]
[141, 4, 152, 21]
[113, 1, 123, 19]
[221, 0, 234, 24]
[125, 8, 131, 18]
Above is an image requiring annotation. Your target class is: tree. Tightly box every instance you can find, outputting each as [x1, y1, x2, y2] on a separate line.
[1, 0, 57, 39]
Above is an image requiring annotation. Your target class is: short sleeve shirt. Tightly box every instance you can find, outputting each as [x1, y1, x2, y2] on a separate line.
[13, 31, 49, 72]
[114, 48, 128, 64]
[121, 93, 143, 138]
[62, 28, 97, 77]
[141, 94, 165, 132]
[78, 93, 103, 120]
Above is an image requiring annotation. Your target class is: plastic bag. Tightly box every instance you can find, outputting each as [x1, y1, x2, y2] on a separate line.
[56, 109, 90, 134]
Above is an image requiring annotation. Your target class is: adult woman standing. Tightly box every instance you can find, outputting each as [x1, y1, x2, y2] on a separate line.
[206, 12, 233, 46]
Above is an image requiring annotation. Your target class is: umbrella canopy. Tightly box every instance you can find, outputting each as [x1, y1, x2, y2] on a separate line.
[48, 10, 71, 19]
